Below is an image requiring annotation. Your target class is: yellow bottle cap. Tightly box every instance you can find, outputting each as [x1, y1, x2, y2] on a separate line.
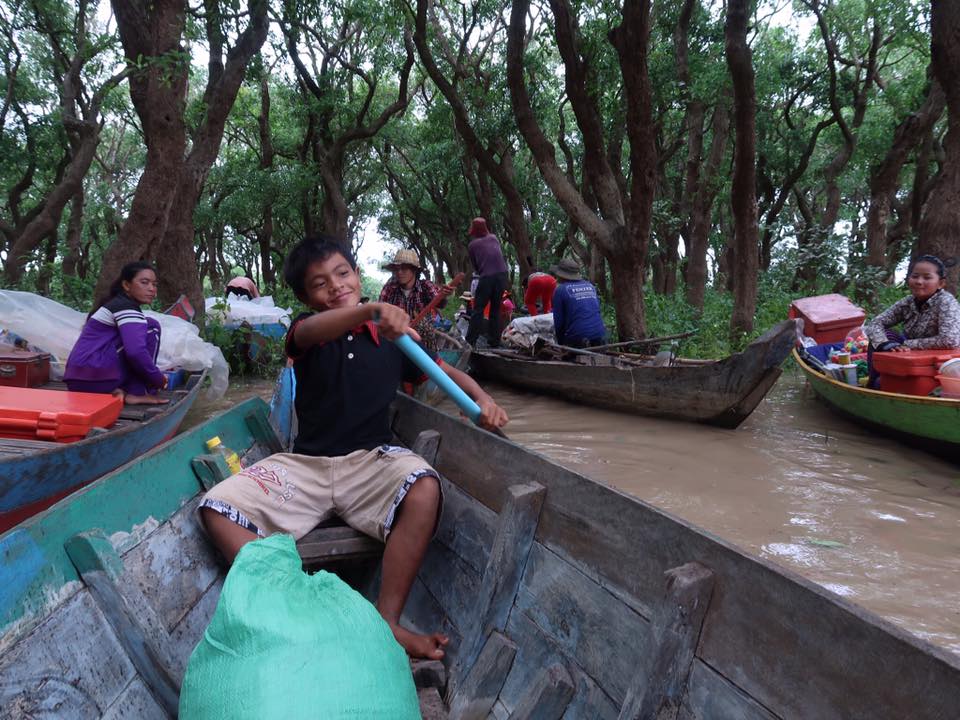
[205, 436, 222, 450]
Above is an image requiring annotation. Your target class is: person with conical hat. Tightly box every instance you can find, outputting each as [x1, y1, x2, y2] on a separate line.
[550, 258, 607, 348]
[378, 248, 453, 321]
[465, 217, 508, 347]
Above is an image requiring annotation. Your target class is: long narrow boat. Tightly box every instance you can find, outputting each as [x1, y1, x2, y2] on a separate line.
[2, 392, 957, 718]
[0, 370, 205, 532]
[794, 347, 960, 461]
[469, 319, 798, 428]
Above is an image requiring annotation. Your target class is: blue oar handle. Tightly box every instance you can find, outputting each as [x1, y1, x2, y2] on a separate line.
[394, 333, 482, 424]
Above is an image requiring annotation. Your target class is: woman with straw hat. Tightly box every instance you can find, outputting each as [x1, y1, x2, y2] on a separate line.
[378, 248, 453, 321]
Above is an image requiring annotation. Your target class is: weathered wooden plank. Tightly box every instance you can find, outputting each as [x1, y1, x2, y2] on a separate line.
[506, 663, 574, 720]
[391, 395, 960, 720]
[513, 543, 652, 702]
[415, 533, 485, 635]
[411, 428, 443, 465]
[121, 499, 220, 632]
[190, 453, 230, 491]
[402, 574, 464, 661]
[499, 610, 620, 720]
[101, 677, 168, 720]
[0, 591, 136, 716]
[434, 477, 496, 576]
[619, 562, 715, 720]
[244, 410, 284, 454]
[64, 531, 180, 718]
[0, 676, 100, 719]
[454, 482, 545, 684]
[166, 576, 223, 679]
[297, 525, 383, 564]
[448, 631, 517, 720]
[677, 661, 778, 720]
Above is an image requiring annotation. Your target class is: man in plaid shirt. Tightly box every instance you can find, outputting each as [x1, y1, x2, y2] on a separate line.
[378, 249, 453, 320]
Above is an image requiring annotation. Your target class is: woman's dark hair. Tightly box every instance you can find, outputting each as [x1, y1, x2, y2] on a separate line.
[909, 254, 946, 278]
[90, 261, 156, 316]
[283, 235, 356, 298]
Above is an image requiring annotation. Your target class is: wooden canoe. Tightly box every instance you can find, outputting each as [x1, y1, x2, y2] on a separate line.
[469, 319, 798, 428]
[0, 370, 205, 533]
[795, 347, 960, 461]
[2, 392, 958, 718]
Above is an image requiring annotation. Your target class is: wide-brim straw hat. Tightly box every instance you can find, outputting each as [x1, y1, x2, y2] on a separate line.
[552, 258, 582, 281]
[384, 248, 421, 271]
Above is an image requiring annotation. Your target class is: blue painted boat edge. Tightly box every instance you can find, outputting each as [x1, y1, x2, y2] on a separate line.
[0, 397, 268, 646]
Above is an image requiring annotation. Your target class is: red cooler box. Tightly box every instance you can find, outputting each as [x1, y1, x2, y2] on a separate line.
[789, 294, 865, 344]
[0, 349, 51, 387]
[872, 349, 960, 396]
[0, 386, 122, 442]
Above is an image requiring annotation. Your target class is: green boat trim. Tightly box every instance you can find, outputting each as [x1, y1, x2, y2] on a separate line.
[0, 397, 267, 651]
[795, 348, 960, 460]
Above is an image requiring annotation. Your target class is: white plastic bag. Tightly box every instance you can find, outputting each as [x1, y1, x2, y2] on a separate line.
[501, 313, 557, 350]
[145, 311, 229, 399]
[205, 295, 291, 327]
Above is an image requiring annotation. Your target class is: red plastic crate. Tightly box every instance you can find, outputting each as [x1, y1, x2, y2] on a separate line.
[873, 349, 960, 396]
[0, 386, 122, 442]
[789, 294, 865, 344]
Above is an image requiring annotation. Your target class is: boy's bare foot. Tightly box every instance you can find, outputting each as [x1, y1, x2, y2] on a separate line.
[389, 621, 449, 660]
[124, 393, 169, 405]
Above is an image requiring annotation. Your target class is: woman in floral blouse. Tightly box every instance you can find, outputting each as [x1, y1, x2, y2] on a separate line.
[864, 255, 960, 352]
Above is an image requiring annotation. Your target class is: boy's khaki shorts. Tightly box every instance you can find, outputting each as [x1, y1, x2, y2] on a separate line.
[198, 445, 440, 542]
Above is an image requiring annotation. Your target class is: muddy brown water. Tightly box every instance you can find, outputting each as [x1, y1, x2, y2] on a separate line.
[185, 368, 960, 655]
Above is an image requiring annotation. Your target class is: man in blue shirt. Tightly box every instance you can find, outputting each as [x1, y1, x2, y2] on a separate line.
[550, 258, 607, 348]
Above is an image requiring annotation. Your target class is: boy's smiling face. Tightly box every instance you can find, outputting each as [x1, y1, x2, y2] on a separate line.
[301, 251, 362, 311]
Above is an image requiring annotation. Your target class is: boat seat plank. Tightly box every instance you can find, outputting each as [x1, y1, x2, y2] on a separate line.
[448, 631, 518, 720]
[618, 562, 715, 720]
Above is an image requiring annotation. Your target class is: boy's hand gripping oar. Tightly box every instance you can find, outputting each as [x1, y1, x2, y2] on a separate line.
[393, 333, 507, 438]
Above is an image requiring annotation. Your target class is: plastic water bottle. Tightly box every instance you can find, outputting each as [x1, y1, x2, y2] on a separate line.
[206, 436, 242, 475]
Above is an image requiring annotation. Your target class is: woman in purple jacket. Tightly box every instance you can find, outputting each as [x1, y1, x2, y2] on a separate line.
[64, 262, 168, 404]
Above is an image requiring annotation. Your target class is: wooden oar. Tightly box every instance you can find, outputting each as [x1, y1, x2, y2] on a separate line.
[586, 330, 696, 353]
[410, 272, 465, 327]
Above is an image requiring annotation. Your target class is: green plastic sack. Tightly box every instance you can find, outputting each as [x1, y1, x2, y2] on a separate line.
[179, 534, 420, 719]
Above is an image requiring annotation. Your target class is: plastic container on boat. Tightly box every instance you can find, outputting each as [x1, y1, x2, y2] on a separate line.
[0, 349, 51, 388]
[788, 294, 865, 344]
[0, 386, 122, 442]
[939, 357, 960, 378]
[873, 349, 960, 396]
[936, 374, 960, 397]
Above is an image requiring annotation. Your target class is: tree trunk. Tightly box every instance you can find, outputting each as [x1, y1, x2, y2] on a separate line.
[866, 78, 945, 268]
[62, 189, 85, 278]
[726, 0, 759, 337]
[97, 0, 189, 300]
[685, 102, 730, 310]
[257, 68, 275, 286]
[918, 0, 960, 291]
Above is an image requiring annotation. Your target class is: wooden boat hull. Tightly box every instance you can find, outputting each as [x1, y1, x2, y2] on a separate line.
[1, 393, 958, 718]
[0, 372, 205, 532]
[470, 319, 798, 428]
[795, 348, 960, 461]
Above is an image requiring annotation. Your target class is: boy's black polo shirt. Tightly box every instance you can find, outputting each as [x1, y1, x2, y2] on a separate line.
[285, 312, 437, 457]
